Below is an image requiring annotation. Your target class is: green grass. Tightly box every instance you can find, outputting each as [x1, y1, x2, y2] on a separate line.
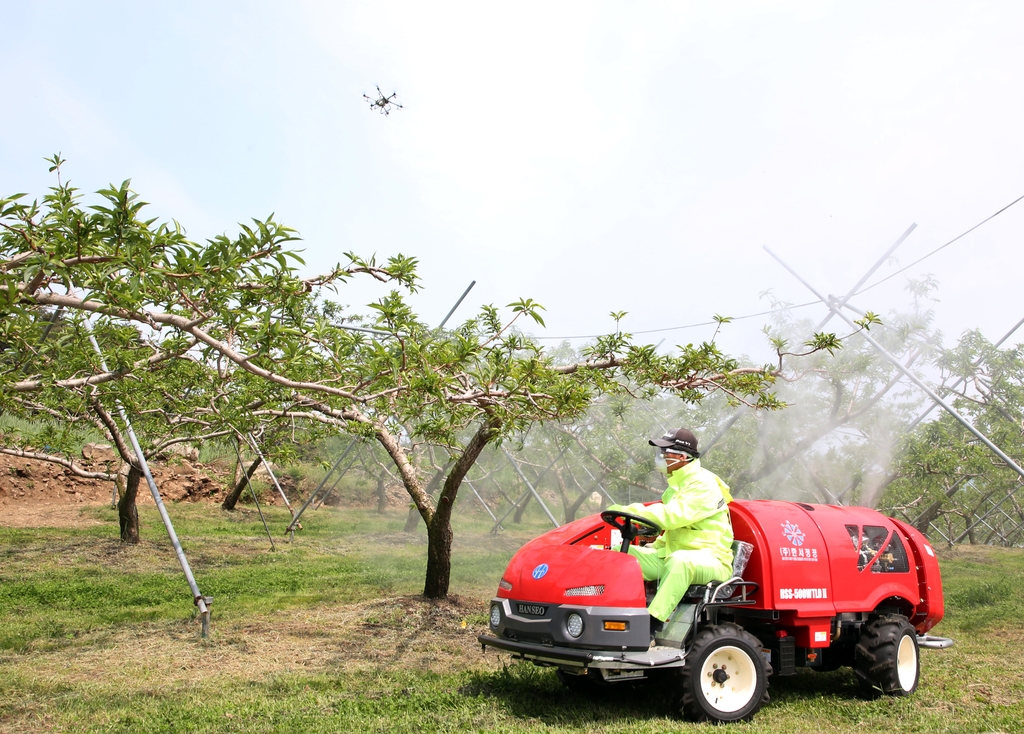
[939, 545, 1024, 631]
[0, 506, 1022, 733]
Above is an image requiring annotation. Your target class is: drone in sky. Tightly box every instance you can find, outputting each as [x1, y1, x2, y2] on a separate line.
[363, 86, 402, 116]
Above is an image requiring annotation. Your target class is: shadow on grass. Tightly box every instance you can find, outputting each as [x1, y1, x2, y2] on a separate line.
[462, 661, 682, 724]
[766, 667, 865, 702]
[461, 659, 868, 726]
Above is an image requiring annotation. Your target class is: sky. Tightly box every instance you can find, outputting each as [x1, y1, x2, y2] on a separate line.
[4, 0, 1024, 365]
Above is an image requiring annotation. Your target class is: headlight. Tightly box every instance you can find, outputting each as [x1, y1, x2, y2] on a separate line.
[498, 578, 513, 592]
[490, 604, 502, 628]
[566, 613, 584, 638]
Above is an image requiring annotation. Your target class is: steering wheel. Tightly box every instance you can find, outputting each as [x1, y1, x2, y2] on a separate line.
[600, 510, 662, 553]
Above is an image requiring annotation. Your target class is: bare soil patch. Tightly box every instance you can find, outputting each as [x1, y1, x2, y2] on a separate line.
[0, 452, 231, 528]
[0, 452, 407, 529]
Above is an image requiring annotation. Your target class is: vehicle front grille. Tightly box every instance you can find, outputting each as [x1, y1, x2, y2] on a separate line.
[504, 629, 554, 645]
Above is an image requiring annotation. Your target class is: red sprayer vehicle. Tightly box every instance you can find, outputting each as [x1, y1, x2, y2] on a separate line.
[478, 499, 952, 723]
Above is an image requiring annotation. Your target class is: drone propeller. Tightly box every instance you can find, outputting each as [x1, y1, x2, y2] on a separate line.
[363, 86, 402, 114]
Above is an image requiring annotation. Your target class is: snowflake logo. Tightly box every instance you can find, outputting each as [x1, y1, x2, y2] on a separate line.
[782, 521, 805, 547]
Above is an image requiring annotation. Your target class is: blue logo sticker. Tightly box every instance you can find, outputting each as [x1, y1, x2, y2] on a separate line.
[532, 563, 549, 580]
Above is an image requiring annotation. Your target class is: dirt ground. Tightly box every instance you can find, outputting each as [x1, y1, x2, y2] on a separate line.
[0, 451, 232, 528]
[0, 450, 410, 528]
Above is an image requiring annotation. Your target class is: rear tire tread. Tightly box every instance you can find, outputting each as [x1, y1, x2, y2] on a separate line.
[854, 614, 919, 697]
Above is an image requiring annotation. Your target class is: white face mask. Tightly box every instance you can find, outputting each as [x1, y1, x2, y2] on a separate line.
[654, 452, 668, 475]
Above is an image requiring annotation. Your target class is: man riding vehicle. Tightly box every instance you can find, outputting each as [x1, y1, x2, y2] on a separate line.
[606, 428, 735, 632]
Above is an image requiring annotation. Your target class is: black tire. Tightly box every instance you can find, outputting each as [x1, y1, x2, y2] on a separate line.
[854, 614, 919, 697]
[678, 622, 771, 723]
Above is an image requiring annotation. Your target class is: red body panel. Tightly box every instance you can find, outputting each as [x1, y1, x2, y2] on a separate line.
[497, 516, 646, 608]
[729, 500, 934, 644]
[732, 501, 923, 609]
[496, 499, 945, 641]
[890, 518, 945, 632]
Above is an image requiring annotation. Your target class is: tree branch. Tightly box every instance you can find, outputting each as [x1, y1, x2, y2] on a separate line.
[0, 446, 116, 480]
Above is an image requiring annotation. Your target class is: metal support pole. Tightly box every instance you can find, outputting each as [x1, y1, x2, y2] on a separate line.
[952, 484, 1024, 544]
[706, 225, 917, 460]
[638, 396, 669, 434]
[928, 520, 953, 545]
[314, 450, 360, 510]
[232, 441, 276, 551]
[815, 224, 917, 331]
[765, 245, 1024, 488]
[489, 446, 567, 530]
[560, 452, 607, 506]
[243, 433, 294, 516]
[329, 455, 357, 494]
[569, 451, 617, 504]
[796, 455, 842, 505]
[996, 514, 1024, 547]
[286, 439, 356, 533]
[906, 313, 1024, 431]
[439, 280, 476, 329]
[501, 448, 560, 527]
[484, 471, 516, 506]
[490, 487, 533, 531]
[466, 479, 499, 524]
[701, 410, 746, 459]
[559, 452, 611, 513]
[339, 324, 393, 336]
[86, 330, 211, 637]
[908, 476, 968, 529]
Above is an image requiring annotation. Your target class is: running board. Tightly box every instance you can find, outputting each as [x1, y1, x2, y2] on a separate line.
[479, 634, 687, 668]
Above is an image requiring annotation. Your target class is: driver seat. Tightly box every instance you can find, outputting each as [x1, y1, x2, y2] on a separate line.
[685, 539, 754, 601]
[645, 540, 754, 605]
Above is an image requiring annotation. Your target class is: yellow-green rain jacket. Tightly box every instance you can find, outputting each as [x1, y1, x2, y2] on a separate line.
[611, 459, 734, 568]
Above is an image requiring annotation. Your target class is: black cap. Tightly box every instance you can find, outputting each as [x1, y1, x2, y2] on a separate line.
[649, 428, 700, 458]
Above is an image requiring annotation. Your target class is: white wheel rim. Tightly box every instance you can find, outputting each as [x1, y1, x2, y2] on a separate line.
[699, 645, 758, 713]
[896, 634, 918, 691]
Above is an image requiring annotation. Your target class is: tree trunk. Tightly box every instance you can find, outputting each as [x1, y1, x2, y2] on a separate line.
[403, 502, 422, 532]
[553, 466, 572, 523]
[118, 465, 142, 544]
[422, 418, 501, 598]
[513, 491, 533, 523]
[967, 522, 977, 544]
[423, 515, 453, 598]
[404, 464, 451, 533]
[222, 456, 262, 510]
[376, 470, 387, 513]
[565, 485, 594, 524]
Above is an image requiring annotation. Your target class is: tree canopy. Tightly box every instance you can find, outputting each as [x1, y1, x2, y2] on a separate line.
[1, 160, 864, 597]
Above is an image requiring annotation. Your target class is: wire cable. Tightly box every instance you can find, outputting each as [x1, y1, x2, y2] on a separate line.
[534, 192, 1024, 341]
[533, 301, 820, 340]
[855, 192, 1024, 295]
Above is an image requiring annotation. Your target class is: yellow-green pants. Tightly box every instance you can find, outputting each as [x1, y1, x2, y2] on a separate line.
[628, 546, 732, 621]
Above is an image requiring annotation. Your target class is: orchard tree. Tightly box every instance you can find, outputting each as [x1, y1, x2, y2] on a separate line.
[882, 329, 1024, 544]
[695, 293, 932, 506]
[0, 314, 237, 541]
[1, 161, 856, 598]
[0, 158, 412, 541]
